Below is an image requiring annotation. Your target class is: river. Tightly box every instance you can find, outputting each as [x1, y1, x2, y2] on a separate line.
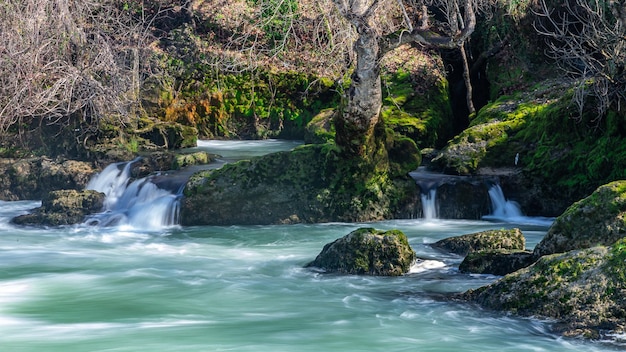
[0, 140, 620, 351]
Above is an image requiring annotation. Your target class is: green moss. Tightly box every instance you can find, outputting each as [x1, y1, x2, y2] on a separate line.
[607, 238, 626, 282]
[379, 48, 453, 149]
[161, 55, 340, 139]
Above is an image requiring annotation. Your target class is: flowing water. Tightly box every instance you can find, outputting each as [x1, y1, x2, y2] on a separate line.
[0, 140, 620, 351]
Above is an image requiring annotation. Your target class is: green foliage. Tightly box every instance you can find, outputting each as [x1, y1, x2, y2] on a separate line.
[474, 0, 553, 99]
[250, 0, 299, 44]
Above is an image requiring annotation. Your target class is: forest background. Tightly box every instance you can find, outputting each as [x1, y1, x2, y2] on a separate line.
[1, 0, 625, 215]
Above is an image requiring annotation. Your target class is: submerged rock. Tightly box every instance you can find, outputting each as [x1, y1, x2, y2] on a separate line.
[534, 181, 626, 258]
[12, 189, 105, 226]
[306, 228, 416, 276]
[459, 250, 535, 276]
[431, 228, 525, 256]
[464, 239, 626, 339]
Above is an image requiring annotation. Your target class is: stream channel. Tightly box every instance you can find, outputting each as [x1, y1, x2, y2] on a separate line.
[0, 140, 620, 351]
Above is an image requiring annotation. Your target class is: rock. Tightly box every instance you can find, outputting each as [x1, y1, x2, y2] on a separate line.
[0, 157, 96, 200]
[306, 228, 416, 276]
[463, 238, 626, 339]
[139, 121, 198, 150]
[431, 228, 526, 256]
[131, 151, 215, 179]
[304, 108, 335, 144]
[436, 181, 492, 219]
[534, 181, 626, 258]
[459, 250, 535, 276]
[12, 189, 105, 226]
[180, 143, 418, 225]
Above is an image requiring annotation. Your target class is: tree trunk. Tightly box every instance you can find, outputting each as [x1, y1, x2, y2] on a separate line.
[460, 43, 475, 115]
[335, 24, 383, 157]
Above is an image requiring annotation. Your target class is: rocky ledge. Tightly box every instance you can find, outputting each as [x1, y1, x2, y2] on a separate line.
[431, 228, 532, 276]
[12, 190, 105, 226]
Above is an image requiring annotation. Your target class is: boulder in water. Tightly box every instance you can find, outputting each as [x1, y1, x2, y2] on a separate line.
[431, 228, 525, 256]
[306, 228, 416, 276]
[12, 189, 105, 226]
[534, 181, 626, 258]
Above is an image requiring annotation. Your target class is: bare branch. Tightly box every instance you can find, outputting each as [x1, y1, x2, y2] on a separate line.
[534, 0, 626, 120]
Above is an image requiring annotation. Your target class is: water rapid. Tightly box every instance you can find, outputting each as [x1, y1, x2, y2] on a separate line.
[420, 188, 438, 220]
[486, 184, 523, 218]
[0, 141, 613, 351]
[484, 184, 555, 226]
[85, 159, 184, 230]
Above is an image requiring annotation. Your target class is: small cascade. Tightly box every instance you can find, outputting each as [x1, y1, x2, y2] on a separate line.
[420, 189, 438, 220]
[486, 184, 523, 219]
[85, 159, 185, 229]
[86, 158, 139, 210]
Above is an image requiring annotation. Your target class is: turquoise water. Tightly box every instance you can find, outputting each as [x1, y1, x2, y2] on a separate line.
[0, 213, 617, 351]
[0, 141, 620, 351]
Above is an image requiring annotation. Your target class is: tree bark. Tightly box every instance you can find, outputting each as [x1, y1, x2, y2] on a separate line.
[460, 43, 475, 115]
[335, 22, 383, 157]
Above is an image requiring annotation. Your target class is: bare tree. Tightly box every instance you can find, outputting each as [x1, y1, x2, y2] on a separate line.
[0, 0, 162, 148]
[329, 0, 477, 157]
[534, 0, 626, 123]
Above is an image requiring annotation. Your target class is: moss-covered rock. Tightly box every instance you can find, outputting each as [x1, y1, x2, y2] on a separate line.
[305, 228, 416, 276]
[431, 228, 526, 256]
[180, 137, 419, 225]
[435, 181, 492, 219]
[304, 108, 336, 144]
[534, 181, 626, 258]
[459, 250, 535, 276]
[430, 77, 626, 216]
[137, 121, 198, 150]
[129, 151, 215, 179]
[0, 157, 96, 201]
[464, 239, 626, 339]
[431, 88, 555, 175]
[380, 46, 453, 149]
[12, 189, 105, 226]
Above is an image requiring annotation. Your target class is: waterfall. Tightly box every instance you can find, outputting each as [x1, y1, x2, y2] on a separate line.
[486, 184, 523, 219]
[85, 159, 184, 229]
[420, 189, 438, 220]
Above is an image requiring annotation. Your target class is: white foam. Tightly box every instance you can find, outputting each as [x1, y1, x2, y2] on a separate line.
[409, 259, 446, 273]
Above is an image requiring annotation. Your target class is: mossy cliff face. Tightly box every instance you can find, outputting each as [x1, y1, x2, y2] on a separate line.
[534, 181, 626, 258]
[432, 78, 626, 216]
[464, 240, 626, 339]
[306, 228, 416, 276]
[181, 135, 419, 225]
[380, 47, 453, 149]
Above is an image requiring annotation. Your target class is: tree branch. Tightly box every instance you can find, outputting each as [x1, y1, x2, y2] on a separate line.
[380, 0, 476, 55]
